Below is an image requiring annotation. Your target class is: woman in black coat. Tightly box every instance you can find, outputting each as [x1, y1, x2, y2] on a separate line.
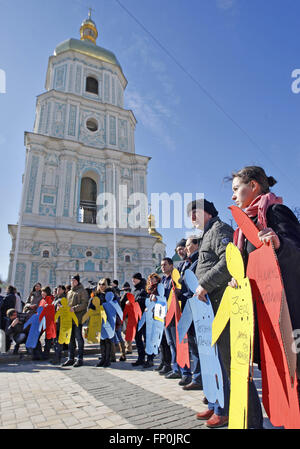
[0, 286, 16, 330]
[131, 273, 147, 367]
[229, 165, 300, 428]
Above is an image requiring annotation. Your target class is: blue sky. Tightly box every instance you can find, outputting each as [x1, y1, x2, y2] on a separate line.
[1, 0, 300, 281]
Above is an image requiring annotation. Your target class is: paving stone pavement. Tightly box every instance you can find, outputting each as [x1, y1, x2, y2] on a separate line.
[0, 348, 274, 430]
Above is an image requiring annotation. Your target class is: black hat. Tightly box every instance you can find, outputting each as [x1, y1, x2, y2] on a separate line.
[176, 238, 187, 249]
[186, 199, 218, 218]
[71, 274, 80, 283]
[132, 272, 142, 281]
[122, 282, 131, 291]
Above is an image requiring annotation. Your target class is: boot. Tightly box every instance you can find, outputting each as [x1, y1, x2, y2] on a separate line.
[110, 340, 116, 362]
[50, 352, 61, 365]
[119, 342, 126, 361]
[103, 339, 111, 367]
[13, 344, 20, 355]
[96, 340, 106, 367]
[126, 340, 132, 354]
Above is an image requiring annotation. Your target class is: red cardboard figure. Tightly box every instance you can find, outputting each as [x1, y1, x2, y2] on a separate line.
[230, 205, 300, 428]
[122, 292, 142, 343]
[165, 268, 190, 369]
[39, 295, 56, 339]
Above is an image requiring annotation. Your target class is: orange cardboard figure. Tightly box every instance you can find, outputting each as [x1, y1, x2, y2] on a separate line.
[122, 292, 142, 343]
[165, 268, 190, 369]
[39, 295, 56, 339]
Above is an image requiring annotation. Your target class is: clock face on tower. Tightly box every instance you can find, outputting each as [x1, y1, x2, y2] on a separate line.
[79, 110, 106, 148]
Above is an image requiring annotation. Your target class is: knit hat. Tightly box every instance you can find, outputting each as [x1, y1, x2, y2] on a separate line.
[186, 199, 218, 218]
[122, 282, 130, 289]
[176, 238, 187, 249]
[132, 272, 142, 281]
[71, 274, 80, 284]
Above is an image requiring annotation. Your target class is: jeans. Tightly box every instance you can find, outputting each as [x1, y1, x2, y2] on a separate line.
[159, 333, 171, 367]
[14, 333, 27, 345]
[165, 325, 192, 376]
[43, 338, 52, 356]
[68, 323, 84, 360]
[53, 337, 63, 360]
[188, 332, 202, 384]
[247, 379, 263, 428]
[135, 326, 146, 361]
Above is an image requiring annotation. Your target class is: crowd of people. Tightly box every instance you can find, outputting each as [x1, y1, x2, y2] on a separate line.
[1, 165, 300, 429]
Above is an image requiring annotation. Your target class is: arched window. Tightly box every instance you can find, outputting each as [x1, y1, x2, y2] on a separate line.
[86, 76, 98, 95]
[42, 250, 50, 258]
[125, 255, 131, 263]
[79, 177, 97, 224]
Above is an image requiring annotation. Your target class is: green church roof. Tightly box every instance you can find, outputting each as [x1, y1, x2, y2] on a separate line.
[54, 38, 122, 71]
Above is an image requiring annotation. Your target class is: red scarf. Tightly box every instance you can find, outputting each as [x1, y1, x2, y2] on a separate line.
[233, 192, 283, 251]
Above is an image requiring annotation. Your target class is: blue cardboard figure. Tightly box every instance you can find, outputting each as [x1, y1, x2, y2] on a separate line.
[138, 283, 167, 355]
[177, 269, 224, 407]
[101, 291, 123, 339]
[23, 307, 46, 349]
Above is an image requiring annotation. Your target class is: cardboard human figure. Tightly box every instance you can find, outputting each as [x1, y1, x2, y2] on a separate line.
[230, 205, 300, 428]
[177, 269, 224, 408]
[138, 283, 167, 355]
[23, 307, 46, 349]
[82, 296, 107, 343]
[211, 243, 254, 428]
[54, 297, 78, 345]
[101, 292, 123, 340]
[39, 296, 56, 339]
[165, 268, 190, 368]
[122, 292, 142, 343]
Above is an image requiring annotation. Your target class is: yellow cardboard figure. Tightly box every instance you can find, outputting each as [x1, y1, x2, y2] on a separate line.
[55, 297, 79, 345]
[212, 243, 254, 429]
[82, 296, 107, 343]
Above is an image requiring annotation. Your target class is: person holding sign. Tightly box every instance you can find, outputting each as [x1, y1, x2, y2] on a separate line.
[186, 198, 233, 428]
[142, 273, 164, 368]
[62, 274, 88, 368]
[228, 165, 300, 428]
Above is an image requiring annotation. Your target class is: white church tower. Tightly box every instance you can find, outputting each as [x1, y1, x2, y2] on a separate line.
[8, 12, 165, 298]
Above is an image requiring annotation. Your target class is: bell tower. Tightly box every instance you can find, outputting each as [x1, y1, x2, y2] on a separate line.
[8, 13, 165, 298]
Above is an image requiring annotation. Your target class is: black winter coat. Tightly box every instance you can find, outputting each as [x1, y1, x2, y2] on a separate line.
[133, 279, 147, 314]
[244, 204, 300, 332]
[0, 293, 16, 330]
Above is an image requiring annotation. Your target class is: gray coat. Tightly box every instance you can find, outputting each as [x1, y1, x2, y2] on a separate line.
[195, 216, 233, 312]
[195, 216, 234, 376]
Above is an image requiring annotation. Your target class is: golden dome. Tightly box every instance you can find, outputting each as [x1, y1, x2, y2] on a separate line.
[54, 11, 122, 71]
[80, 10, 98, 44]
[148, 214, 163, 242]
[54, 38, 122, 69]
